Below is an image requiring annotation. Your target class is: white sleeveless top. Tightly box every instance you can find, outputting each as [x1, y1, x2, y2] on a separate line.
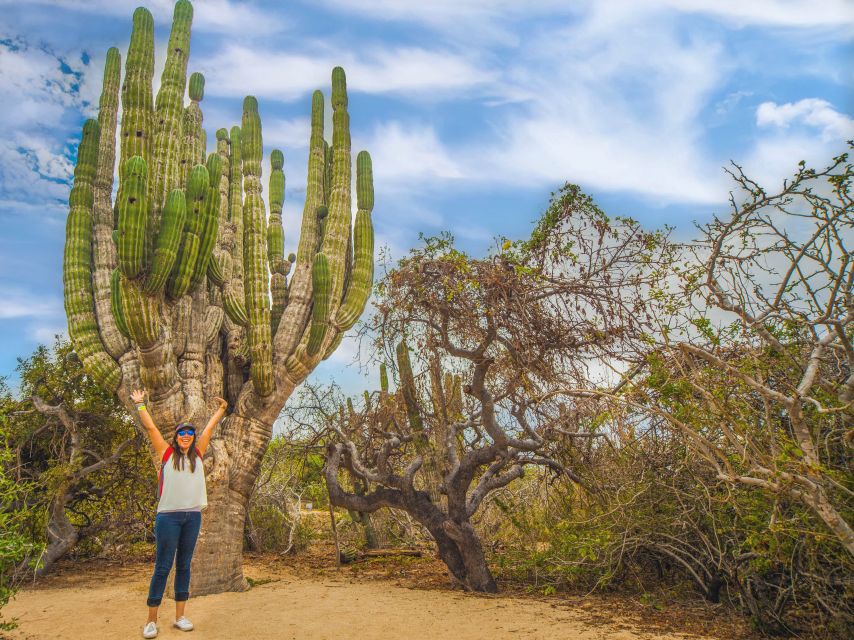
[157, 450, 208, 513]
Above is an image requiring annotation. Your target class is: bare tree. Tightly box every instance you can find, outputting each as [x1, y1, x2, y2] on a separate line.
[584, 148, 854, 556]
[323, 185, 676, 591]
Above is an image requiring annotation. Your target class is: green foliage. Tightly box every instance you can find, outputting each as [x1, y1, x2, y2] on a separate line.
[0, 337, 154, 581]
[0, 403, 41, 631]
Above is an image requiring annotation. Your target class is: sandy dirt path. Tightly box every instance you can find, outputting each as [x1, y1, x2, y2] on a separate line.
[3, 558, 726, 640]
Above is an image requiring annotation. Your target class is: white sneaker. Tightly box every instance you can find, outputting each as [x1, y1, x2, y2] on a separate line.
[173, 616, 194, 631]
[142, 621, 158, 638]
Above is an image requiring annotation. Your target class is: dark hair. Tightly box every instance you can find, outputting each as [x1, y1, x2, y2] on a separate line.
[170, 424, 198, 473]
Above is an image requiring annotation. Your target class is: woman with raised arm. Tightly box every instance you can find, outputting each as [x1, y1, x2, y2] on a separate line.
[130, 389, 228, 639]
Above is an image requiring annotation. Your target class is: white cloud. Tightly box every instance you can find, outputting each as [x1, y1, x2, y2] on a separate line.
[652, 0, 854, 29]
[316, 0, 854, 31]
[2, 0, 286, 35]
[0, 38, 90, 128]
[0, 287, 63, 320]
[756, 99, 854, 141]
[29, 324, 68, 344]
[740, 135, 849, 193]
[203, 45, 491, 102]
[263, 118, 311, 151]
[365, 121, 465, 186]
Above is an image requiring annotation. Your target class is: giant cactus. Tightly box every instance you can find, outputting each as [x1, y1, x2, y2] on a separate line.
[62, 0, 375, 596]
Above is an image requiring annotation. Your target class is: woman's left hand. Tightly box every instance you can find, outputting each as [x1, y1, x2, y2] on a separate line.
[213, 396, 228, 411]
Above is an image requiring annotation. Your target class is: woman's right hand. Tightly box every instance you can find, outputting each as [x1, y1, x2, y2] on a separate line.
[130, 389, 145, 404]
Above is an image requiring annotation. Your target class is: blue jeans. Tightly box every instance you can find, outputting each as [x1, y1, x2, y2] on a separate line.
[147, 511, 202, 607]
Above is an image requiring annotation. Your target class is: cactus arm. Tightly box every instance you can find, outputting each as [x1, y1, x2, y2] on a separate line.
[226, 125, 245, 310]
[119, 8, 154, 171]
[268, 149, 287, 335]
[267, 149, 285, 271]
[180, 72, 206, 189]
[144, 189, 187, 293]
[324, 139, 332, 205]
[190, 153, 222, 289]
[110, 268, 131, 339]
[63, 119, 122, 391]
[167, 164, 209, 298]
[335, 150, 374, 331]
[223, 287, 249, 326]
[272, 91, 325, 363]
[116, 271, 159, 348]
[396, 340, 424, 432]
[320, 67, 353, 321]
[148, 0, 193, 258]
[306, 253, 331, 356]
[241, 96, 274, 396]
[115, 156, 149, 278]
[380, 362, 389, 394]
[91, 47, 130, 358]
[208, 254, 226, 286]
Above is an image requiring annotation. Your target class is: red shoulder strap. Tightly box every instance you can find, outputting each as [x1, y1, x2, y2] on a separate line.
[158, 448, 173, 498]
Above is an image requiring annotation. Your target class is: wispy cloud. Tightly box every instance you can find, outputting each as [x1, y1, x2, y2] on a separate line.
[203, 44, 491, 102]
[364, 121, 465, 187]
[2, 0, 287, 35]
[316, 0, 854, 31]
[0, 286, 63, 320]
[757, 99, 854, 141]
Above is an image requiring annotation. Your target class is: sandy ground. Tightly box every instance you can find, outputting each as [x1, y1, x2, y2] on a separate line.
[3, 555, 739, 640]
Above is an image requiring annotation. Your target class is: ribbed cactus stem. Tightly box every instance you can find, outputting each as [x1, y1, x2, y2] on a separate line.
[116, 156, 149, 278]
[64, 119, 121, 391]
[268, 149, 287, 335]
[321, 67, 352, 321]
[268, 149, 285, 272]
[145, 189, 186, 293]
[429, 356, 446, 423]
[119, 8, 154, 169]
[119, 273, 160, 347]
[242, 96, 274, 396]
[180, 75, 205, 188]
[92, 46, 128, 359]
[189, 71, 204, 101]
[316, 205, 328, 246]
[380, 362, 388, 394]
[294, 92, 325, 265]
[190, 153, 222, 288]
[150, 0, 193, 259]
[228, 125, 245, 300]
[110, 269, 131, 339]
[396, 340, 424, 432]
[323, 139, 332, 205]
[306, 253, 331, 356]
[335, 151, 374, 330]
[167, 164, 209, 298]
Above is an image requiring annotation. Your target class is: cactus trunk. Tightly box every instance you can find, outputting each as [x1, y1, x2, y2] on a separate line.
[62, 0, 375, 596]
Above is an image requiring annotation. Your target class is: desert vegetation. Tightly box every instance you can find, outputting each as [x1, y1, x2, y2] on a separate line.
[0, 1, 851, 638]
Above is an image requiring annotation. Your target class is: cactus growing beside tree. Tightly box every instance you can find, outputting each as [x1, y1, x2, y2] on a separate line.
[62, 0, 374, 594]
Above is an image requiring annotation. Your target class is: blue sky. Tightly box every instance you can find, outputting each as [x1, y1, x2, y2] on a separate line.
[0, 0, 852, 391]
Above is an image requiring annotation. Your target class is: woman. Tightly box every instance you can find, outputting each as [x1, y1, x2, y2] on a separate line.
[130, 389, 228, 639]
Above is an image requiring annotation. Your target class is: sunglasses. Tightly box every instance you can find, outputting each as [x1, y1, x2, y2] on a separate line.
[176, 424, 195, 437]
